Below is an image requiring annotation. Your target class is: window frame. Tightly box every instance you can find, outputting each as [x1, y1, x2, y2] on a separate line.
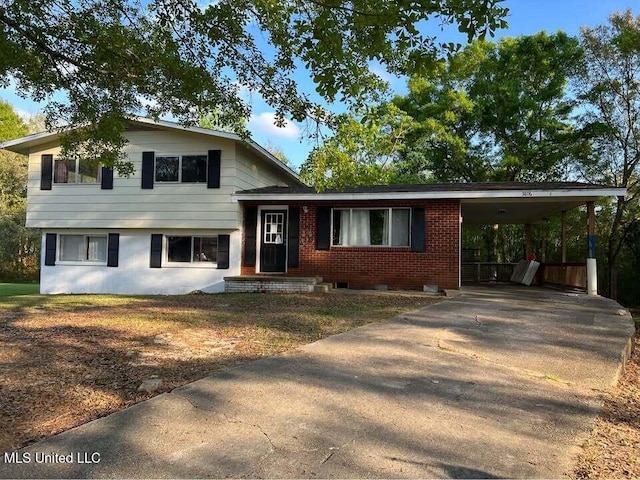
[164, 235, 219, 267]
[331, 207, 412, 248]
[52, 157, 102, 185]
[57, 233, 108, 265]
[154, 154, 208, 184]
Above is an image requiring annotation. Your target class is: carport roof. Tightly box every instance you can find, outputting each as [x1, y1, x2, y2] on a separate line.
[234, 182, 626, 224]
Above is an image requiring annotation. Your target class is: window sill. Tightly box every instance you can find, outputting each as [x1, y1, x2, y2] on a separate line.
[330, 245, 411, 250]
[52, 183, 100, 186]
[56, 261, 108, 266]
[164, 262, 218, 268]
[154, 182, 208, 185]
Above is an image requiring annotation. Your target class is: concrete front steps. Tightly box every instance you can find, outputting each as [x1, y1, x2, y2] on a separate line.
[224, 275, 332, 293]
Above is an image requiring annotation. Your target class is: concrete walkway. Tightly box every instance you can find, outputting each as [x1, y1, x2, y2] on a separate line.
[0, 286, 634, 479]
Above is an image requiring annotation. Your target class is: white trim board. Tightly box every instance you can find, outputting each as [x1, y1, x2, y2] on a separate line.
[234, 188, 626, 202]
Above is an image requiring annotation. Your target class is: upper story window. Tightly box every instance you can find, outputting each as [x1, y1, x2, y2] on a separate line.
[332, 208, 411, 247]
[155, 155, 207, 183]
[54, 158, 101, 184]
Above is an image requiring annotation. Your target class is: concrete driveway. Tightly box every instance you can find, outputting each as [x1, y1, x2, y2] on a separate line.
[0, 286, 634, 479]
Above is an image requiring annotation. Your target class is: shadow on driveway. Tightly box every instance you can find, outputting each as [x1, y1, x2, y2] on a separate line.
[0, 286, 634, 479]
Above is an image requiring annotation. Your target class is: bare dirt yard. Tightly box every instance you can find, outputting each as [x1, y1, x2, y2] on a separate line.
[574, 312, 640, 479]
[0, 291, 439, 454]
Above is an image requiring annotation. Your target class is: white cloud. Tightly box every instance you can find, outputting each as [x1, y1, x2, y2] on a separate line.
[14, 108, 36, 121]
[248, 112, 300, 139]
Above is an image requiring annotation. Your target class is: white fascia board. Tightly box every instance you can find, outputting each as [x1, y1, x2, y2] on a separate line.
[234, 188, 627, 202]
[0, 131, 60, 154]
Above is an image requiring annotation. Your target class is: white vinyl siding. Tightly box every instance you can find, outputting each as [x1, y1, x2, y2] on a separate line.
[26, 131, 237, 229]
[26, 129, 298, 229]
[234, 145, 292, 223]
[234, 145, 292, 191]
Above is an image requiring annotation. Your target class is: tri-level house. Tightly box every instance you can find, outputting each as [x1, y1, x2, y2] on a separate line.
[1, 118, 301, 294]
[1, 117, 625, 295]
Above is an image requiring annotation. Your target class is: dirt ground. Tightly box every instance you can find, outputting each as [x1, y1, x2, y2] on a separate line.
[0, 292, 439, 454]
[574, 322, 640, 479]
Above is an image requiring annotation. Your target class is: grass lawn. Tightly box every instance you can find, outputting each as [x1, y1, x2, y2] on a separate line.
[574, 310, 640, 479]
[0, 291, 439, 453]
[0, 283, 39, 296]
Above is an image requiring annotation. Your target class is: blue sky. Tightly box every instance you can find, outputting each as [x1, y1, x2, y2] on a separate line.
[1, 0, 637, 169]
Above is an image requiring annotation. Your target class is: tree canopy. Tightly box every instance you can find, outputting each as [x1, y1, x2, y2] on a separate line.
[0, 98, 27, 142]
[0, 101, 39, 281]
[394, 31, 587, 183]
[574, 10, 640, 298]
[303, 31, 588, 187]
[0, 0, 508, 173]
[300, 104, 413, 189]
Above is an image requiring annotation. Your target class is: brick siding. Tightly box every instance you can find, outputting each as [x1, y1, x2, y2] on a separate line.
[241, 200, 460, 291]
[225, 279, 314, 293]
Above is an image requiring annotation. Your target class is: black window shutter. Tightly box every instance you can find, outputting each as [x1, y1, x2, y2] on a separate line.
[150, 234, 163, 268]
[207, 150, 221, 189]
[41, 154, 53, 190]
[101, 167, 114, 190]
[411, 207, 426, 252]
[288, 207, 300, 268]
[107, 233, 120, 267]
[243, 207, 257, 267]
[316, 207, 331, 251]
[217, 234, 230, 269]
[44, 233, 56, 266]
[141, 151, 155, 189]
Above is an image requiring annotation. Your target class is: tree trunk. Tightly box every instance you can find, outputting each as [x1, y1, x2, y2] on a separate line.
[606, 197, 627, 300]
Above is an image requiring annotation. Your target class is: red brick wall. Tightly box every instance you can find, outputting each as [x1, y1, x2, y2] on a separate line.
[241, 200, 460, 291]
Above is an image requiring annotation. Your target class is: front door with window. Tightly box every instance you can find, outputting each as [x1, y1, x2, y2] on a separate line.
[260, 210, 287, 272]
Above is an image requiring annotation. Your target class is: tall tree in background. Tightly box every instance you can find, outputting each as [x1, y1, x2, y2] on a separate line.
[471, 32, 586, 181]
[305, 32, 587, 188]
[0, 101, 40, 281]
[575, 10, 640, 299]
[394, 32, 586, 183]
[0, 100, 27, 205]
[0, 0, 508, 174]
[300, 104, 413, 189]
[392, 42, 491, 182]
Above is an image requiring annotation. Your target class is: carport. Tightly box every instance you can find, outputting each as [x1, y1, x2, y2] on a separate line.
[459, 183, 626, 295]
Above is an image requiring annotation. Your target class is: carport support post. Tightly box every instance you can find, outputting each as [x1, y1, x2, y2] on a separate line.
[586, 201, 597, 296]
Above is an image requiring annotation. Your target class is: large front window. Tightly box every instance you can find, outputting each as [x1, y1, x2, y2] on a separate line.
[59, 234, 107, 262]
[155, 155, 207, 183]
[167, 236, 218, 263]
[54, 158, 100, 184]
[332, 208, 410, 247]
